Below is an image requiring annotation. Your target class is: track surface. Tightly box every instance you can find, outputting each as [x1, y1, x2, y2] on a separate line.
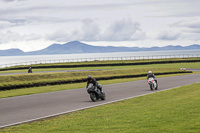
[0, 74, 200, 128]
[0, 68, 199, 76]
[0, 69, 109, 76]
[186, 68, 200, 71]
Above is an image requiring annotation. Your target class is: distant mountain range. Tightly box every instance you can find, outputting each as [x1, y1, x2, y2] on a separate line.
[1, 41, 200, 56]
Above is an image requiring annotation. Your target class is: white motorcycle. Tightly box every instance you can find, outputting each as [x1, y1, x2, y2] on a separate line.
[148, 78, 158, 90]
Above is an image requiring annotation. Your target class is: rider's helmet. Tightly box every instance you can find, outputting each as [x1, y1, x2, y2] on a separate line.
[148, 71, 152, 74]
[87, 75, 92, 81]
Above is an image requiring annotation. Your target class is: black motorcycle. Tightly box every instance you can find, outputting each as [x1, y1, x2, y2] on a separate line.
[87, 83, 105, 102]
[28, 69, 32, 73]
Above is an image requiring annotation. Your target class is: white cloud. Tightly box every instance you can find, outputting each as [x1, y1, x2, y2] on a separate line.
[46, 18, 145, 42]
[45, 18, 101, 42]
[0, 20, 14, 29]
[0, 31, 21, 43]
[0, 0, 200, 51]
[157, 31, 180, 40]
[101, 18, 145, 41]
[168, 18, 200, 41]
[2, 0, 27, 2]
[2, 0, 16, 2]
[172, 18, 200, 30]
[79, 18, 100, 41]
[0, 30, 41, 44]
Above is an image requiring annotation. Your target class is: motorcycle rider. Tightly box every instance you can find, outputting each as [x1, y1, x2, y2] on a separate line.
[28, 67, 32, 73]
[147, 71, 157, 84]
[86, 75, 102, 92]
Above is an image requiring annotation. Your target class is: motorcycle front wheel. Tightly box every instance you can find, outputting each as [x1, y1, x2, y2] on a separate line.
[155, 83, 158, 90]
[90, 93, 97, 102]
[150, 84, 154, 90]
[100, 91, 106, 100]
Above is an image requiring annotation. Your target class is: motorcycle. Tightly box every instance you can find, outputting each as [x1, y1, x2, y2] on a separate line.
[148, 78, 158, 90]
[86, 83, 106, 102]
[28, 69, 32, 73]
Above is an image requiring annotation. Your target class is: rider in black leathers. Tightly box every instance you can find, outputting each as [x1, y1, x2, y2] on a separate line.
[147, 71, 157, 83]
[28, 67, 32, 73]
[86, 75, 102, 92]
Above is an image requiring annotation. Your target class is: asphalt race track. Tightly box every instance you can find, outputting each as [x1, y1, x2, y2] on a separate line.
[186, 68, 200, 71]
[0, 74, 200, 128]
[0, 69, 110, 76]
[0, 68, 199, 76]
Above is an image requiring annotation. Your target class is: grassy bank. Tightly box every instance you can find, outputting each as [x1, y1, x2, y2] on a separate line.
[2, 82, 200, 133]
[0, 58, 198, 96]
[0, 68, 190, 91]
[0, 61, 199, 74]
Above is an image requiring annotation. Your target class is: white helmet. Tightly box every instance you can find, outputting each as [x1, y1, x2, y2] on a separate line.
[148, 71, 152, 74]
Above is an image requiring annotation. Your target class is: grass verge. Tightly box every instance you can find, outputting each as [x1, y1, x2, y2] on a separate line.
[1, 82, 200, 133]
[0, 68, 190, 91]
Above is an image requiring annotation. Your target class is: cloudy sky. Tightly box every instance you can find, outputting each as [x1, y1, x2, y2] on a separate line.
[0, 0, 200, 52]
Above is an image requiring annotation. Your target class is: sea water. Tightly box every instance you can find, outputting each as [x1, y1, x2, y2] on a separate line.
[0, 50, 200, 67]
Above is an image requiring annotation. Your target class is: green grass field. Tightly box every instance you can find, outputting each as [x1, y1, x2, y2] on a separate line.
[1, 82, 200, 133]
[0, 67, 183, 83]
[0, 61, 199, 98]
[0, 61, 200, 74]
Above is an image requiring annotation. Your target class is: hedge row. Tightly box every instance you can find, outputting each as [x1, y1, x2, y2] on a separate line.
[1, 59, 200, 71]
[0, 71, 192, 91]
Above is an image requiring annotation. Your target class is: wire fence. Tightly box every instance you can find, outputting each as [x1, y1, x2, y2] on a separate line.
[0, 54, 200, 68]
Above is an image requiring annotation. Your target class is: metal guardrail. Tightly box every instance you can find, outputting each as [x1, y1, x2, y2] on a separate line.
[0, 54, 199, 68]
